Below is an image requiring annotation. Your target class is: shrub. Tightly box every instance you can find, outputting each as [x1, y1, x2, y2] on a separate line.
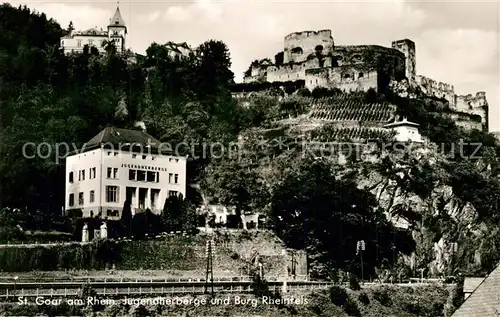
[372, 287, 392, 307]
[329, 286, 348, 307]
[344, 298, 361, 317]
[349, 274, 361, 290]
[358, 292, 370, 305]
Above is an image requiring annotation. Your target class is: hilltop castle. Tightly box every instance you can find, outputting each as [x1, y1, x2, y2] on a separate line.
[243, 30, 489, 131]
[60, 5, 127, 54]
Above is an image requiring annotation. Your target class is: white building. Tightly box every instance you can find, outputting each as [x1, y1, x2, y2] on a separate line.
[65, 127, 187, 220]
[383, 117, 423, 143]
[60, 5, 127, 54]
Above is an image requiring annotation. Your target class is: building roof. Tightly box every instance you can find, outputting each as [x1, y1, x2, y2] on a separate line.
[109, 6, 126, 28]
[383, 117, 420, 128]
[463, 277, 485, 293]
[452, 265, 500, 316]
[85, 127, 164, 151]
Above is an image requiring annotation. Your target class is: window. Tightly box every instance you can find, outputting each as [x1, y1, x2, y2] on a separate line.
[77, 39, 82, 47]
[107, 152, 112, 156]
[106, 186, 119, 203]
[132, 154, 137, 158]
[89, 167, 96, 179]
[88, 39, 94, 46]
[107, 168, 118, 179]
[129, 170, 136, 181]
[90, 190, 95, 203]
[169, 173, 173, 183]
[79, 170, 85, 181]
[358, 72, 364, 78]
[174, 174, 179, 184]
[137, 171, 146, 181]
[169, 190, 178, 197]
[152, 156, 156, 161]
[114, 152, 118, 156]
[69, 194, 74, 207]
[79, 192, 84, 205]
[147, 171, 156, 182]
[69, 172, 74, 183]
[142, 155, 147, 159]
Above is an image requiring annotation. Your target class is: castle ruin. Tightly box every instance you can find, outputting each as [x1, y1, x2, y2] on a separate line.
[243, 29, 489, 131]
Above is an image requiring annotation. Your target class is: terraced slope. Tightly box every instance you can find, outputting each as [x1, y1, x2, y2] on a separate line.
[309, 98, 395, 123]
[310, 127, 396, 142]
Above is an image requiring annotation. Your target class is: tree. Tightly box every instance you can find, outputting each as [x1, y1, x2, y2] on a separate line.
[161, 195, 197, 232]
[201, 158, 268, 229]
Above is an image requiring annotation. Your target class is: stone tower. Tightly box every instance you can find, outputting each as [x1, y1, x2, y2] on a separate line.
[108, 5, 127, 52]
[392, 39, 416, 86]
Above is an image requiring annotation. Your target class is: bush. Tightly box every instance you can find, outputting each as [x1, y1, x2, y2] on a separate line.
[373, 287, 392, 307]
[329, 286, 348, 307]
[344, 298, 361, 317]
[358, 292, 370, 305]
[349, 274, 361, 290]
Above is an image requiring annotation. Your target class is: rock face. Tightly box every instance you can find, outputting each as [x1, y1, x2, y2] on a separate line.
[354, 145, 478, 275]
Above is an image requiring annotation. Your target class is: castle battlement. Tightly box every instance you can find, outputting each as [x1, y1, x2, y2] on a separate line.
[284, 29, 333, 41]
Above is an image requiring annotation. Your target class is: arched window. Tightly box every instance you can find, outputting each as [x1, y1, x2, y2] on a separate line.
[315, 45, 323, 52]
[291, 47, 303, 54]
[344, 74, 351, 79]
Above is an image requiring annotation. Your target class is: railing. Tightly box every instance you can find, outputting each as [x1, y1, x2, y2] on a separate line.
[0, 280, 333, 299]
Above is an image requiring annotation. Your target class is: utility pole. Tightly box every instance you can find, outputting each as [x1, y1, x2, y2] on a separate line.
[204, 237, 215, 295]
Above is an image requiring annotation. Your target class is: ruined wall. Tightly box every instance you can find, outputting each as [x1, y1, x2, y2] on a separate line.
[392, 39, 416, 85]
[416, 75, 456, 106]
[333, 45, 406, 76]
[456, 92, 488, 129]
[305, 67, 378, 92]
[283, 29, 334, 64]
[445, 113, 483, 131]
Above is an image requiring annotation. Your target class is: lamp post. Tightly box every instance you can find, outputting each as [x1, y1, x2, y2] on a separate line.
[13, 276, 18, 297]
[357, 240, 366, 283]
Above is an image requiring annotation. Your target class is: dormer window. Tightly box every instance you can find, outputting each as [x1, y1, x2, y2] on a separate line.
[115, 19, 119, 24]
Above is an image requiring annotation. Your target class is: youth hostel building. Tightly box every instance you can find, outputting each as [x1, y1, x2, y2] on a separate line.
[64, 127, 187, 219]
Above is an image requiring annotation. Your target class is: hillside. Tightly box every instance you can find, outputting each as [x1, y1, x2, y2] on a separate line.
[0, 231, 288, 277]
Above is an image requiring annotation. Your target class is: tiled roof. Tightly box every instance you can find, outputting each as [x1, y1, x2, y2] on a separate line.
[86, 127, 162, 150]
[452, 265, 500, 316]
[109, 7, 126, 27]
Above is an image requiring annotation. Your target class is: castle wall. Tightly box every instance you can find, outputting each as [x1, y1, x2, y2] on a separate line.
[283, 30, 334, 64]
[445, 113, 483, 131]
[333, 45, 406, 75]
[416, 75, 456, 106]
[305, 67, 378, 92]
[456, 92, 488, 129]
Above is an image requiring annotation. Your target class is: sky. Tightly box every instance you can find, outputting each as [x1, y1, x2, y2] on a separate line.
[7, 0, 500, 132]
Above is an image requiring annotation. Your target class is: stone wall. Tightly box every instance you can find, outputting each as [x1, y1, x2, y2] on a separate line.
[456, 92, 488, 129]
[283, 29, 334, 64]
[305, 67, 378, 92]
[416, 75, 456, 106]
